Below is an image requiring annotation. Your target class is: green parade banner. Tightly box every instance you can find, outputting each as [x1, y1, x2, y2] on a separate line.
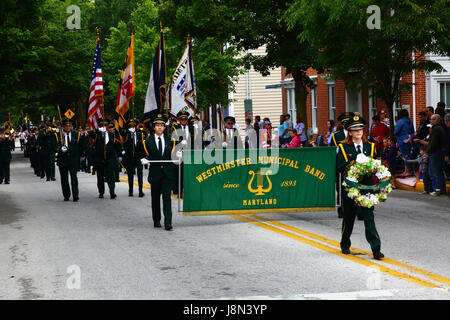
[182, 147, 336, 215]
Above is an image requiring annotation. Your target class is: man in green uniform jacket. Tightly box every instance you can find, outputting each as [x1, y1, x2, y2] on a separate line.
[140, 114, 177, 230]
[56, 120, 87, 202]
[46, 123, 59, 181]
[336, 115, 384, 260]
[123, 120, 148, 197]
[26, 129, 40, 176]
[89, 121, 122, 199]
[0, 128, 14, 184]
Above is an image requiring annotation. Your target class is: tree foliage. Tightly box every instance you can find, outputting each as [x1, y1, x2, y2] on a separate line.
[286, 0, 450, 128]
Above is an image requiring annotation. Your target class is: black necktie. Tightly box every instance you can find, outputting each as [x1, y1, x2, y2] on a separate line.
[158, 137, 163, 157]
[357, 145, 362, 154]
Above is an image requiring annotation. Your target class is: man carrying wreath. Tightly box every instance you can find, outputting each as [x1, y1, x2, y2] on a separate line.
[336, 115, 384, 260]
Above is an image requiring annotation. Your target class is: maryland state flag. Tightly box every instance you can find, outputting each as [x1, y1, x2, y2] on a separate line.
[115, 35, 135, 140]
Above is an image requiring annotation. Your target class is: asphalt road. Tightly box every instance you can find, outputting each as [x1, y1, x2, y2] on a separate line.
[1, 150, 449, 300]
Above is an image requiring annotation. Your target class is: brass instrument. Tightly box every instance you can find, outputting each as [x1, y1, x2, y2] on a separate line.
[2, 121, 15, 139]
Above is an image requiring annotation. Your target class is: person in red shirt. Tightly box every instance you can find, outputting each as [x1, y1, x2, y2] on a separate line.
[370, 115, 390, 156]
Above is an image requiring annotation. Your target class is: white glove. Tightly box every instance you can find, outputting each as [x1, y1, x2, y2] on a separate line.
[222, 142, 228, 148]
[80, 156, 86, 161]
[193, 123, 198, 129]
[141, 158, 150, 165]
[121, 150, 125, 155]
[118, 157, 123, 162]
[61, 146, 68, 153]
[181, 140, 187, 146]
[176, 150, 183, 158]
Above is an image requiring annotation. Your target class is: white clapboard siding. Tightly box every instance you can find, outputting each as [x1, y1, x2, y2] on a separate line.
[230, 46, 283, 137]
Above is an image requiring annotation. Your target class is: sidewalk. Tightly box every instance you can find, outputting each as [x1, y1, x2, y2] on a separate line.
[396, 176, 450, 194]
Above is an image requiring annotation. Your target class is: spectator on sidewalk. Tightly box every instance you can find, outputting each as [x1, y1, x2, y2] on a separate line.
[444, 113, 450, 180]
[370, 115, 390, 156]
[286, 129, 302, 148]
[406, 145, 432, 194]
[295, 115, 307, 146]
[254, 115, 263, 130]
[244, 118, 253, 149]
[278, 115, 289, 146]
[379, 109, 390, 128]
[260, 121, 272, 149]
[426, 106, 434, 120]
[381, 136, 399, 189]
[394, 109, 415, 177]
[323, 120, 336, 146]
[426, 114, 446, 196]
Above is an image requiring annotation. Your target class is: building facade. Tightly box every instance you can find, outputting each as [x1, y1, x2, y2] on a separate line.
[281, 53, 450, 138]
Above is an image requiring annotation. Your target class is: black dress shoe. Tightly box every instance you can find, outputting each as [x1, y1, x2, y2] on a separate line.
[46, 178, 50, 181]
[129, 193, 133, 197]
[138, 192, 144, 198]
[165, 225, 173, 231]
[154, 222, 162, 228]
[341, 248, 351, 254]
[99, 194, 104, 199]
[373, 251, 384, 260]
[51, 178, 56, 181]
[64, 198, 70, 201]
[0, 180, 3, 184]
[111, 194, 117, 199]
[73, 197, 79, 202]
[4, 181, 9, 185]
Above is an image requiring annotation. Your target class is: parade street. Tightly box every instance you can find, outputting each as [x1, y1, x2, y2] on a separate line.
[1, 151, 449, 300]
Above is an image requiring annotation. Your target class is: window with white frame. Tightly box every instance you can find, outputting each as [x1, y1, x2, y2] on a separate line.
[328, 85, 336, 122]
[368, 89, 377, 127]
[393, 91, 402, 125]
[440, 82, 450, 108]
[287, 88, 296, 124]
[311, 87, 318, 132]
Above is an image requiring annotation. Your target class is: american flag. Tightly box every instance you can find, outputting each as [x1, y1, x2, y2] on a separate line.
[87, 39, 104, 130]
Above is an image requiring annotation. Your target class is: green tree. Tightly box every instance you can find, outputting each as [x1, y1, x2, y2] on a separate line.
[158, 0, 246, 112]
[159, 0, 319, 129]
[0, 0, 96, 126]
[287, 0, 450, 128]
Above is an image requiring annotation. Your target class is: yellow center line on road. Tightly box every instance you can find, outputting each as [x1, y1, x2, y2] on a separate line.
[228, 213, 441, 289]
[247, 214, 450, 287]
[118, 176, 447, 289]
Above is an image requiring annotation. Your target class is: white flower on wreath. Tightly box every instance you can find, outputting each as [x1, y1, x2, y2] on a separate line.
[356, 153, 371, 164]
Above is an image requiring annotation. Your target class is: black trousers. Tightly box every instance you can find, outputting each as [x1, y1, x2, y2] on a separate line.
[39, 154, 48, 177]
[0, 158, 10, 182]
[125, 160, 144, 194]
[150, 178, 173, 226]
[95, 161, 116, 196]
[31, 153, 40, 175]
[59, 165, 78, 199]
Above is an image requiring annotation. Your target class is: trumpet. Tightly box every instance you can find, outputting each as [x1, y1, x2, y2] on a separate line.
[3, 120, 14, 137]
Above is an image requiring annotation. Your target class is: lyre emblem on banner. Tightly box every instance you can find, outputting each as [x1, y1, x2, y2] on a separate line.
[248, 170, 272, 196]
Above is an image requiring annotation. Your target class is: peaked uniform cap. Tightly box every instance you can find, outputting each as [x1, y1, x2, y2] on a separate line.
[337, 112, 355, 124]
[344, 114, 366, 130]
[177, 110, 189, 120]
[153, 114, 166, 125]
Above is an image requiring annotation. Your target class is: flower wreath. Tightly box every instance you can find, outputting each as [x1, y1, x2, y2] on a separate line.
[343, 153, 392, 208]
